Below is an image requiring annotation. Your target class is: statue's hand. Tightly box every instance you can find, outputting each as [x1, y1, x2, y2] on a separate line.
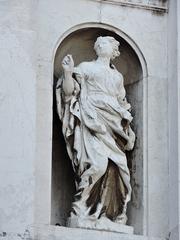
[62, 54, 74, 73]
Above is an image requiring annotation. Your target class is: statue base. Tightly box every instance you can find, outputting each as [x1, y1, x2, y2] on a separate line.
[67, 215, 134, 234]
[28, 224, 164, 240]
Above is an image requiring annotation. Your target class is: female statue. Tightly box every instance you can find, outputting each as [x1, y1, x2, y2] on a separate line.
[56, 36, 135, 230]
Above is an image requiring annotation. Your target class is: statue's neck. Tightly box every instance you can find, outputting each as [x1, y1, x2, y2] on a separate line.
[96, 56, 111, 67]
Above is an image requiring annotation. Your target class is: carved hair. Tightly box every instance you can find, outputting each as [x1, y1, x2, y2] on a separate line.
[94, 36, 120, 60]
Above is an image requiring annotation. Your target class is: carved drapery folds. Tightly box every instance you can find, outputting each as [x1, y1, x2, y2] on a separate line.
[56, 36, 135, 232]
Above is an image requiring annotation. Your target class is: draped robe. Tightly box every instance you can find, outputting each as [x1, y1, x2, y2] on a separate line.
[56, 61, 135, 223]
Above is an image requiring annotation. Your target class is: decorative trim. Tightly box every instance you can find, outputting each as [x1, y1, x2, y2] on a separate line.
[91, 0, 168, 12]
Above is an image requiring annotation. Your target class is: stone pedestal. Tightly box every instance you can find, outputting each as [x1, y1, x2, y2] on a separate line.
[28, 225, 164, 240]
[67, 216, 134, 234]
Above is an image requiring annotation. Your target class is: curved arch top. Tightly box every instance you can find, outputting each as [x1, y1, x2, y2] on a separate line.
[53, 22, 148, 78]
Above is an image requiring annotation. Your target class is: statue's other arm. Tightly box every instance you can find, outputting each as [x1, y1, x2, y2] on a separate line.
[62, 55, 75, 96]
[117, 73, 133, 125]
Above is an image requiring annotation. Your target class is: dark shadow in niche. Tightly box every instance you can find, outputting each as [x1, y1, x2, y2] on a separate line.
[52, 27, 143, 234]
[51, 76, 76, 226]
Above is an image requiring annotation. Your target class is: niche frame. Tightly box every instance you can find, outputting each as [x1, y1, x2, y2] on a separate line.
[52, 23, 148, 235]
[35, 22, 148, 236]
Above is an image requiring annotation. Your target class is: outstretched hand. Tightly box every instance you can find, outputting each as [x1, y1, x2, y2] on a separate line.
[62, 54, 74, 73]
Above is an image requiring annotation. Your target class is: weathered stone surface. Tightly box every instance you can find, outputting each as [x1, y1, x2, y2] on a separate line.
[28, 225, 164, 240]
[0, 0, 179, 240]
[91, 0, 168, 12]
[57, 36, 135, 231]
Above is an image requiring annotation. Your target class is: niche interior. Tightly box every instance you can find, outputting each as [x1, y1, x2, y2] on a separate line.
[52, 26, 143, 234]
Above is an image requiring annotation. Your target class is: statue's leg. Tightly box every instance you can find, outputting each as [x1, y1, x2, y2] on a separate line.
[69, 158, 108, 221]
[115, 166, 132, 224]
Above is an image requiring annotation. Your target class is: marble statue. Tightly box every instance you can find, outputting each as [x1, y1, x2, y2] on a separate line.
[56, 36, 135, 232]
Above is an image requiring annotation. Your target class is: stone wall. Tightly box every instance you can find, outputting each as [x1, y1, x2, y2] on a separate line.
[0, 0, 36, 234]
[0, 0, 179, 239]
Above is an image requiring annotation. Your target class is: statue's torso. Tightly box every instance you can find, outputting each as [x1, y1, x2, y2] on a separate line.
[76, 61, 123, 97]
[74, 61, 127, 123]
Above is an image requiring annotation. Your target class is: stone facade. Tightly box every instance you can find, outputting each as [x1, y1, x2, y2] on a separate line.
[0, 0, 179, 240]
[92, 0, 168, 11]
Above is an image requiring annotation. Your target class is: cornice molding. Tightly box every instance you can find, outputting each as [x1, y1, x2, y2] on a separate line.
[91, 0, 168, 12]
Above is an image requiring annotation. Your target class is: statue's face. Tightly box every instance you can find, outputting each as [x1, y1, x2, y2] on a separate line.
[95, 38, 115, 59]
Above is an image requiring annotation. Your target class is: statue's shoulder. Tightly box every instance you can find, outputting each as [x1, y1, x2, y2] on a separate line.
[77, 61, 94, 69]
[74, 61, 94, 74]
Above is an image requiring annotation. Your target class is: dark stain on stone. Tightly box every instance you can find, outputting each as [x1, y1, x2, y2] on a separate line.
[55, 223, 61, 226]
[89, 176, 93, 186]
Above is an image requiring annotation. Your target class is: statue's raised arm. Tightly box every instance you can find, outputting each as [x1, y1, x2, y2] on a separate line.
[62, 54, 75, 96]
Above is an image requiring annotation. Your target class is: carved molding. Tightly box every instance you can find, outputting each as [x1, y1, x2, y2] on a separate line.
[91, 0, 168, 12]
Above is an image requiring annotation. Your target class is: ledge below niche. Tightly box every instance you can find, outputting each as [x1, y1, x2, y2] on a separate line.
[27, 224, 165, 240]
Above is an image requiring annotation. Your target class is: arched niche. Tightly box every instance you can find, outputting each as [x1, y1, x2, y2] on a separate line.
[52, 24, 147, 235]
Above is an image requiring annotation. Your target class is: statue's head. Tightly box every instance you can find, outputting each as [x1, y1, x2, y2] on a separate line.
[94, 36, 120, 60]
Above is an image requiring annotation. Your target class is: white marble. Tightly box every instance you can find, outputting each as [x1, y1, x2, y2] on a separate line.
[67, 216, 134, 234]
[28, 225, 164, 240]
[56, 36, 135, 231]
[0, 0, 179, 239]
